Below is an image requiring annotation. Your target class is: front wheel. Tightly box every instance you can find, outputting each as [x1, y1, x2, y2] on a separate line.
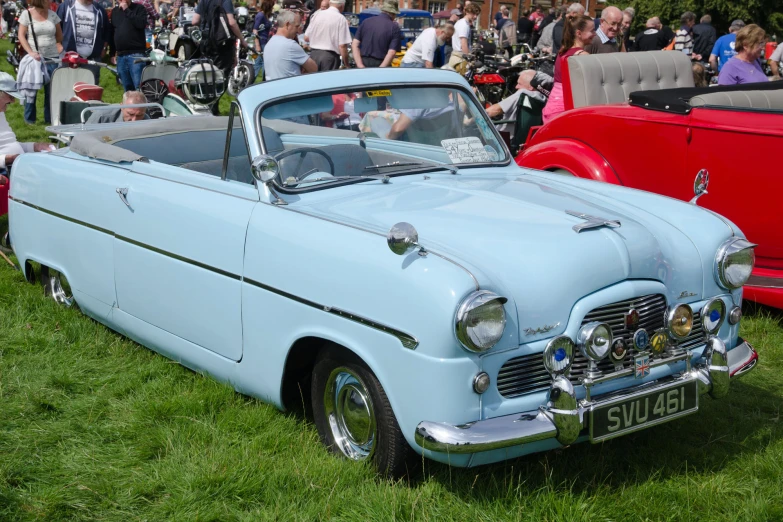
[311, 349, 412, 478]
[227, 63, 253, 96]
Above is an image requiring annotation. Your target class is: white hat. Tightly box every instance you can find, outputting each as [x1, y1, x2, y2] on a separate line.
[0, 72, 23, 100]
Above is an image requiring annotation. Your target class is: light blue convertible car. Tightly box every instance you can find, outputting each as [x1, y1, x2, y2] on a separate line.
[9, 69, 759, 477]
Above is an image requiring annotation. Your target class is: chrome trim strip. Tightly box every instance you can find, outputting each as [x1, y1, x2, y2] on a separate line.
[115, 235, 242, 281]
[260, 203, 481, 291]
[14, 196, 419, 349]
[10, 195, 114, 235]
[746, 274, 783, 289]
[243, 277, 419, 349]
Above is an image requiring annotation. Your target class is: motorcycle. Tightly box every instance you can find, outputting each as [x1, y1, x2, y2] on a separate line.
[170, 8, 202, 62]
[226, 32, 256, 96]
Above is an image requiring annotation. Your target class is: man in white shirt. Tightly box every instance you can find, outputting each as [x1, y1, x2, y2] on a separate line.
[401, 22, 454, 68]
[264, 10, 317, 80]
[0, 72, 52, 184]
[304, 0, 351, 70]
[447, 2, 480, 73]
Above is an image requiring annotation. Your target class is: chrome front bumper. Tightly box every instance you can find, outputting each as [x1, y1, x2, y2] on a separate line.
[415, 338, 758, 454]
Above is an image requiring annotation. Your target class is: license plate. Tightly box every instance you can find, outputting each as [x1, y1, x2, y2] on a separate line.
[590, 379, 698, 442]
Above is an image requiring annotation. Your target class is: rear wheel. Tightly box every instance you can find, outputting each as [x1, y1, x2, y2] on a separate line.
[311, 348, 412, 478]
[140, 79, 168, 119]
[41, 266, 75, 307]
[550, 168, 575, 176]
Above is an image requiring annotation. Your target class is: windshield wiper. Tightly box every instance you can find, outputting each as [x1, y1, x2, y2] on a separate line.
[283, 174, 391, 187]
[365, 160, 459, 175]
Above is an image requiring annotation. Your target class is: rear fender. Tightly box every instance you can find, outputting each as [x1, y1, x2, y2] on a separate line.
[515, 138, 622, 185]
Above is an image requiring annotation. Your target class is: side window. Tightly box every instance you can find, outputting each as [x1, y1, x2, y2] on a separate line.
[223, 102, 254, 184]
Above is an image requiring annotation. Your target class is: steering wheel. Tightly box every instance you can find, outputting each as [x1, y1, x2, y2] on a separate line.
[274, 147, 335, 182]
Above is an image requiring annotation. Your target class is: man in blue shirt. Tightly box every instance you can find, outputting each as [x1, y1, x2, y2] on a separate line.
[709, 19, 744, 73]
[351, 0, 401, 68]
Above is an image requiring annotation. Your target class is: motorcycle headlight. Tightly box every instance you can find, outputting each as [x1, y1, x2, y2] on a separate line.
[665, 304, 693, 341]
[455, 290, 507, 353]
[714, 238, 756, 289]
[158, 34, 170, 46]
[577, 322, 612, 361]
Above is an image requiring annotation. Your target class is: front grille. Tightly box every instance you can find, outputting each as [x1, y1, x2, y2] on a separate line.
[497, 294, 705, 399]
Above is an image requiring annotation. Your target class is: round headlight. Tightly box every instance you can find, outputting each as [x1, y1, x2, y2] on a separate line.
[455, 290, 507, 353]
[577, 322, 612, 361]
[715, 238, 756, 289]
[543, 335, 575, 375]
[665, 304, 693, 340]
[701, 298, 726, 335]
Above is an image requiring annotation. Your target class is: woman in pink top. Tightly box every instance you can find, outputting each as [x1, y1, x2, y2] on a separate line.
[542, 15, 595, 123]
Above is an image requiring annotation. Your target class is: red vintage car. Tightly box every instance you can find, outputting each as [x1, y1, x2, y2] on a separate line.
[517, 51, 782, 309]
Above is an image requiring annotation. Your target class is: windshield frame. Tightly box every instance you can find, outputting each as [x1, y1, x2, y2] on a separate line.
[252, 81, 511, 194]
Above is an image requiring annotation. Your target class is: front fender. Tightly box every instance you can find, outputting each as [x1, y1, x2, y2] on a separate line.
[516, 138, 622, 185]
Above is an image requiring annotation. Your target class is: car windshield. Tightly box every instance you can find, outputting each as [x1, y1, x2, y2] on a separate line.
[401, 17, 431, 30]
[259, 85, 507, 190]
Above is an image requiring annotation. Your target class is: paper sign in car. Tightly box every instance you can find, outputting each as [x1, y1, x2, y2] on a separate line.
[441, 137, 490, 164]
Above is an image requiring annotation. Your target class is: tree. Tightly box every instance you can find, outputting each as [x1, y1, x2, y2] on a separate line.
[609, 0, 781, 38]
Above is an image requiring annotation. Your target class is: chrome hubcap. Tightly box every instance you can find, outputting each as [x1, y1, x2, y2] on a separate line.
[47, 270, 74, 307]
[324, 368, 376, 460]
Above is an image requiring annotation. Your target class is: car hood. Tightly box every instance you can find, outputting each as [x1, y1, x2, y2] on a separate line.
[294, 172, 706, 340]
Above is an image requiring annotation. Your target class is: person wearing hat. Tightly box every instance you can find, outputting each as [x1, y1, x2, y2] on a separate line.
[351, 0, 401, 68]
[0, 72, 55, 184]
[710, 20, 745, 73]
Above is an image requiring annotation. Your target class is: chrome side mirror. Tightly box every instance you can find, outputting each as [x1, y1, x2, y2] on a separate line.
[690, 169, 709, 205]
[251, 154, 280, 184]
[387, 222, 426, 256]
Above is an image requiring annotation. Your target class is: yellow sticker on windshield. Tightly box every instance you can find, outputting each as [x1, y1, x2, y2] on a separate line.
[366, 90, 392, 97]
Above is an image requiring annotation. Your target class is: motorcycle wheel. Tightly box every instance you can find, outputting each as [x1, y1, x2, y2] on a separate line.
[140, 79, 168, 119]
[227, 63, 253, 97]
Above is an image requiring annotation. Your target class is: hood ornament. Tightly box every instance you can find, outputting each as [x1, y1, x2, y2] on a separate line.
[690, 169, 709, 205]
[566, 210, 621, 233]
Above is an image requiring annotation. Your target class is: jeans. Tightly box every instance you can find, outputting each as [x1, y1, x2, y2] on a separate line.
[253, 54, 263, 79]
[117, 53, 146, 92]
[24, 62, 57, 124]
[400, 61, 424, 68]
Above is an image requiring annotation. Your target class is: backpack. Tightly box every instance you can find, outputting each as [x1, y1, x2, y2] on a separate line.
[199, 0, 232, 54]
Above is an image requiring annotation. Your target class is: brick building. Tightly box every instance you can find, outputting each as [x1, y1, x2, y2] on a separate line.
[351, 0, 602, 32]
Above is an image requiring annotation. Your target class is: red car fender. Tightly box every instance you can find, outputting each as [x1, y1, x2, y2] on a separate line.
[515, 138, 622, 185]
[0, 182, 8, 217]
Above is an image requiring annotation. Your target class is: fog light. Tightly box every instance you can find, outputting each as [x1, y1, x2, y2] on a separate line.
[665, 304, 693, 340]
[702, 298, 726, 335]
[473, 372, 490, 394]
[728, 306, 742, 325]
[578, 322, 612, 361]
[543, 336, 575, 376]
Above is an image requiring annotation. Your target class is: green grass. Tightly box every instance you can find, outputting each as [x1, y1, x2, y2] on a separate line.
[0, 228, 781, 522]
[1, 39, 783, 522]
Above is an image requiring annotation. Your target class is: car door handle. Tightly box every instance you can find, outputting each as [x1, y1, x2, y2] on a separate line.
[116, 187, 132, 209]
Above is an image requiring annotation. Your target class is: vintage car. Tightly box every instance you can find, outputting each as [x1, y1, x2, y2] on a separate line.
[516, 51, 782, 309]
[9, 69, 759, 477]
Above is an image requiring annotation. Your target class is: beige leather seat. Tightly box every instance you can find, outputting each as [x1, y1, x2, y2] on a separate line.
[567, 51, 695, 108]
[689, 89, 783, 110]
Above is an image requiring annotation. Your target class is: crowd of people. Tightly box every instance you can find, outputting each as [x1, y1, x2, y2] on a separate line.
[0, 0, 780, 172]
